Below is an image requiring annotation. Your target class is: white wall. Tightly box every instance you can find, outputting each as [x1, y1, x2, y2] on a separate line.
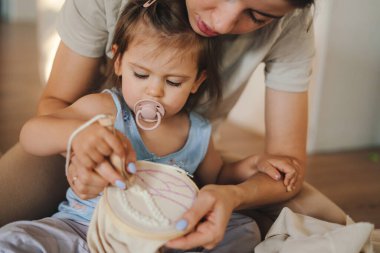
[310, 0, 380, 152]
[228, 0, 380, 153]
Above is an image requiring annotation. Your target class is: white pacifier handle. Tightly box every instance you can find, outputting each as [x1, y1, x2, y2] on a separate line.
[134, 99, 165, 131]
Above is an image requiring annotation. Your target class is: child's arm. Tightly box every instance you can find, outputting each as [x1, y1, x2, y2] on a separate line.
[20, 93, 135, 171]
[217, 154, 299, 192]
[20, 93, 136, 191]
[20, 93, 121, 157]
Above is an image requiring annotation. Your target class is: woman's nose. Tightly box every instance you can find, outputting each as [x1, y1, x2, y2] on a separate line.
[211, 3, 240, 34]
[145, 81, 164, 97]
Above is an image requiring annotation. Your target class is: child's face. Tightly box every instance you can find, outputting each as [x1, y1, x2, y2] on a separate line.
[114, 40, 206, 119]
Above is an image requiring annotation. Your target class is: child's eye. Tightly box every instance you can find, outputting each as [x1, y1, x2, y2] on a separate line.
[134, 72, 149, 79]
[166, 80, 182, 87]
[247, 11, 267, 25]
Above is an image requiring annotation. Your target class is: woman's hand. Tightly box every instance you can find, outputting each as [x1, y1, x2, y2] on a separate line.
[239, 153, 302, 192]
[67, 159, 112, 199]
[166, 184, 242, 250]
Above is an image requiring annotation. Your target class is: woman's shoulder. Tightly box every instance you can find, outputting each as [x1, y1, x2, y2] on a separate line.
[60, 0, 124, 17]
[57, 0, 126, 58]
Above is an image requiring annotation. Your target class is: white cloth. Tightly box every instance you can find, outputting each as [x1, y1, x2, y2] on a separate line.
[255, 207, 374, 253]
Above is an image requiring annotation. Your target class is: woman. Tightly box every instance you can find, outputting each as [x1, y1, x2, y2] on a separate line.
[0, 0, 346, 250]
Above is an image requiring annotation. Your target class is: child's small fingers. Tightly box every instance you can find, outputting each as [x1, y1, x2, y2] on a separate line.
[284, 170, 296, 186]
[88, 150, 105, 165]
[274, 163, 296, 174]
[285, 173, 298, 192]
[77, 153, 96, 169]
[103, 132, 125, 157]
[258, 164, 281, 181]
[96, 141, 113, 157]
[289, 176, 297, 189]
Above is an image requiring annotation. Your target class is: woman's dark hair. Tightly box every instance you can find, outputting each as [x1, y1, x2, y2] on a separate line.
[109, 0, 222, 111]
[286, 0, 314, 9]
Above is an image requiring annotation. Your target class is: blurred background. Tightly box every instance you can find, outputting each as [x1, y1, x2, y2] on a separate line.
[0, 0, 379, 227]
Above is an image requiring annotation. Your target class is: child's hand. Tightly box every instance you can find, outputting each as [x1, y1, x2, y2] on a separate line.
[68, 122, 136, 199]
[71, 122, 127, 169]
[234, 154, 301, 192]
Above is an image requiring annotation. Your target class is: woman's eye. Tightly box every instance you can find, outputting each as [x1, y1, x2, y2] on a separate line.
[166, 80, 182, 87]
[134, 72, 149, 79]
[247, 11, 267, 25]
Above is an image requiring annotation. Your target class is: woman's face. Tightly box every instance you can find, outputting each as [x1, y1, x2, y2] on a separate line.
[186, 0, 295, 36]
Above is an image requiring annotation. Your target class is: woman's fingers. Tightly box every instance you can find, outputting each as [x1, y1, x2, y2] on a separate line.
[95, 160, 129, 189]
[72, 179, 106, 199]
[116, 133, 137, 176]
[166, 186, 231, 250]
[67, 160, 108, 199]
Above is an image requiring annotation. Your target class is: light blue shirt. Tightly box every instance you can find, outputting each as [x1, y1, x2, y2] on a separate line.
[53, 89, 211, 225]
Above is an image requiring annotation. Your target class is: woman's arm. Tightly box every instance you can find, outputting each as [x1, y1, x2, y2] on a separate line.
[37, 41, 104, 115]
[234, 87, 308, 208]
[194, 138, 223, 186]
[166, 88, 308, 249]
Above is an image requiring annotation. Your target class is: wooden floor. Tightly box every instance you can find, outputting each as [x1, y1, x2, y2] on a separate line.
[307, 148, 380, 226]
[1, 22, 379, 228]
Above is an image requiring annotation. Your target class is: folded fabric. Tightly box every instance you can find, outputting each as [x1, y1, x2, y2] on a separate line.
[255, 207, 374, 253]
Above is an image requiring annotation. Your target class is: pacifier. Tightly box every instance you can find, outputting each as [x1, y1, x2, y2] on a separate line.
[133, 99, 165, 131]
